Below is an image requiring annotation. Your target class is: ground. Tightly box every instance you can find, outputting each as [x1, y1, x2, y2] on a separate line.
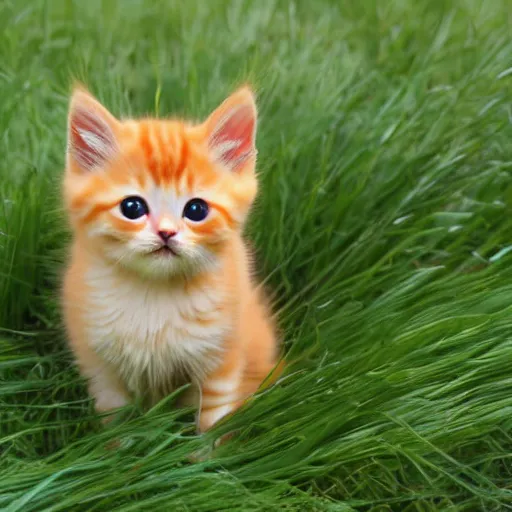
[1, 1, 512, 510]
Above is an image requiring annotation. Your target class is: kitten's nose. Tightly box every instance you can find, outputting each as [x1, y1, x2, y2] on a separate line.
[156, 216, 177, 242]
[158, 230, 177, 243]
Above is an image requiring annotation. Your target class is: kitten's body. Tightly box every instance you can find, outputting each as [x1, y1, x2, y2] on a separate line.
[62, 88, 278, 432]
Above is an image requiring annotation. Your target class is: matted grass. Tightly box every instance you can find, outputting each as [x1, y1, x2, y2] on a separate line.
[1, 1, 512, 510]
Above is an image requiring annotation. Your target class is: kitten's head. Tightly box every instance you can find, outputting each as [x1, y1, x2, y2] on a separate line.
[64, 86, 258, 279]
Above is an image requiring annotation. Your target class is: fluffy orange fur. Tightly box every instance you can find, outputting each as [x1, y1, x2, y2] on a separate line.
[62, 85, 279, 432]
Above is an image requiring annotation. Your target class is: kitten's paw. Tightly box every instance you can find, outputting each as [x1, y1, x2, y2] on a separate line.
[95, 390, 128, 413]
[95, 391, 129, 425]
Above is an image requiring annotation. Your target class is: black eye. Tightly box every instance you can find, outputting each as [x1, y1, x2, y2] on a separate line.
[120, 196, 149, 220]
[183, 198, 209, 222]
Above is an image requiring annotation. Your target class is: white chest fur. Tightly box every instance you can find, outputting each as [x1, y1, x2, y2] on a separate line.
[83, 265, 229, 400]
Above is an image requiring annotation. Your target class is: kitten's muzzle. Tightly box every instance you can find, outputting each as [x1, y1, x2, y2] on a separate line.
[154, 230, 179, 256]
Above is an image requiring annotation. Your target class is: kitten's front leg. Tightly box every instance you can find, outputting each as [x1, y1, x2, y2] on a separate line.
[73, 340, 130, 417]
[198, 344, 243, 433]
[88, 364, 130, 417]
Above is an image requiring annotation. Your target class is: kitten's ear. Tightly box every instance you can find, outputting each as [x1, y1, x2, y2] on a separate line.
[67, 87, 120, 172]
[205, 86, 257, 173]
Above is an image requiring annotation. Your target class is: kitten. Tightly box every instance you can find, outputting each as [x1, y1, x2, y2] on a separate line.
[62, 85, 279, 432]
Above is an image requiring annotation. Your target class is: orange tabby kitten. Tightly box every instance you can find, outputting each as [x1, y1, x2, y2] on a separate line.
[62, 85, 279, 432]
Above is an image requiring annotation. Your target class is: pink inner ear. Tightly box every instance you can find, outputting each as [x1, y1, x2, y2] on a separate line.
[69, 108, 115, 170]
[211, 105, 255, 171]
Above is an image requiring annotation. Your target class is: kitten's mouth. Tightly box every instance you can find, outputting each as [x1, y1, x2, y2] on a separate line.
[152, 246, 178, 257]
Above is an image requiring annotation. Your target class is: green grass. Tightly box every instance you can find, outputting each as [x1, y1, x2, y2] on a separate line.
[1, 0, 512, 510]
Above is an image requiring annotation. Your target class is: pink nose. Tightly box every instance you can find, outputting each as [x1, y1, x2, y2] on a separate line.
[158, 230, 177, 242]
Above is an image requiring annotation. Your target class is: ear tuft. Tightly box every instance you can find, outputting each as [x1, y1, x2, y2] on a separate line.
[206, 87, 257, 172]
[67, 89, 119, 172]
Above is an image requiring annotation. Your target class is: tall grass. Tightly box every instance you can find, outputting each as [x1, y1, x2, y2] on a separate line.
[1, 0, 512, 510]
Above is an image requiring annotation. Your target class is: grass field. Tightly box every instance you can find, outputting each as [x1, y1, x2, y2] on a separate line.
[1, 0, 512, 510]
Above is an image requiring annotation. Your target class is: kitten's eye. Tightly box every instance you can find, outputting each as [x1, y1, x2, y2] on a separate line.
[183, 198, 209, 222]
[120, 196, 149, 220]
